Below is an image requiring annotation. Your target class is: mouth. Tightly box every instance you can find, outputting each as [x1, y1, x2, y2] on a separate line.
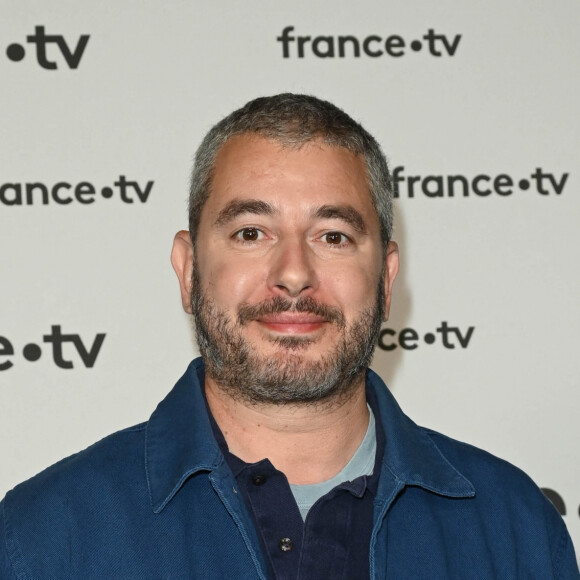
[256, 313, 328, 335]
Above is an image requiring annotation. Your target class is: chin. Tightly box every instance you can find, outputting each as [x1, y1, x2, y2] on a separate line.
[269, 335, 317, 351]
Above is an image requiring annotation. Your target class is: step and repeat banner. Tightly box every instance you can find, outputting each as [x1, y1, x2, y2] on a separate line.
[1, 0, 578, 553]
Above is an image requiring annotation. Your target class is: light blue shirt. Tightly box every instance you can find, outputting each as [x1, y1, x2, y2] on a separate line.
[290, 405, 376, 520]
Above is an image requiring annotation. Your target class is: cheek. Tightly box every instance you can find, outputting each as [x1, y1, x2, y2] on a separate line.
[201, 258, 268, 308]
[323, 264, 379, 309]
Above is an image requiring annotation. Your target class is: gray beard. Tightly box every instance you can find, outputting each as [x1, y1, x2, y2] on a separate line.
[191, 264, 384, 406]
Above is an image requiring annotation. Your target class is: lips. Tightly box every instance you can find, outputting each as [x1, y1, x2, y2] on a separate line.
[257, 313, 327, 334]
[237, 296, 345, 333]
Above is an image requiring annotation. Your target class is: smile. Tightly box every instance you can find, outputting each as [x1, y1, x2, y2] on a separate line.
[256, 313, 328, 334]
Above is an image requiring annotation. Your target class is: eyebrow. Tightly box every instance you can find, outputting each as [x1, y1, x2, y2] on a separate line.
[313, 204, 367, 234]
[213, 199, 277, 227]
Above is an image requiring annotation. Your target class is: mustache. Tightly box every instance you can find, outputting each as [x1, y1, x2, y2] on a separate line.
[237, 296, 345, 327]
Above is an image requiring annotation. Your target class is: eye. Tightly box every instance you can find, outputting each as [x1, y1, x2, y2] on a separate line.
[322, 231, 350, 245]
[234, 227, 264, 242]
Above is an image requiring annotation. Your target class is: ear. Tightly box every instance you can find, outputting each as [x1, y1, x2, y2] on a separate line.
[170, 230, 194, 314]
[383, 241, 399, 321]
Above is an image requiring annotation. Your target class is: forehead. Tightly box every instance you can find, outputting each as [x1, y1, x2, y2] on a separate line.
[203, 134, 375, 218]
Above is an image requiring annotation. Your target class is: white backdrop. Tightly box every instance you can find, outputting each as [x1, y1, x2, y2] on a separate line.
[1, 0, 578, 554]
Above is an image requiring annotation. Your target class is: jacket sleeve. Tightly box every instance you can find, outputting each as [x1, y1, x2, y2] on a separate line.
[1, 498, 21, 580]
[555, 524, 580, 579]
[546, 499, 580, 579]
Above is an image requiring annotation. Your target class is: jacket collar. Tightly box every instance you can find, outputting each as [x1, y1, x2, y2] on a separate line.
[366, 368, 475, 499]
[146, 358, 222, 513]
[146, 359, 474, 513]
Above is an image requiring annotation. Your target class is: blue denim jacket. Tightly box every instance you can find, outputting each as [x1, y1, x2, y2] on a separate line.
[1, 358, 578, 579]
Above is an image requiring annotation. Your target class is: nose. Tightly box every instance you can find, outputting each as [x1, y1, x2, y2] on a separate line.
[267, 238, 318, 297]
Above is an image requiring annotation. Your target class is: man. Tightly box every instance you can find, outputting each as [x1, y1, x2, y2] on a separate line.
[1, 94, 577, 579]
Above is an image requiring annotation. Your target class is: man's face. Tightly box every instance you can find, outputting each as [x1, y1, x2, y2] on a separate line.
[173, 134, 398, 404]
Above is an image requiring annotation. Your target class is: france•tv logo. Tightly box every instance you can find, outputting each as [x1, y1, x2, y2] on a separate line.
[5, 26, 89, 69]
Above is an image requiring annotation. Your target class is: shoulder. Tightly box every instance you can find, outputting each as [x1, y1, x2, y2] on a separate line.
[422, 426, 556, 516]
[1, 423, 149, 576]
[5, 422, 147, 506]
[423, 427, 545, 501]
[421, 428, 578, 576]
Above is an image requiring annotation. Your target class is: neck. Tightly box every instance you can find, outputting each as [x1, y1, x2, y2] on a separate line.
[205, 375, 370, 485]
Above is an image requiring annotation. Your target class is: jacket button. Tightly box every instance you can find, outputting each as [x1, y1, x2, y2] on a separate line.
[279, 537, 293, 552]
[252, 474, 267, 485]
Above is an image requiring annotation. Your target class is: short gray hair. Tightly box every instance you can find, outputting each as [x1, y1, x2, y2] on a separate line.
[189, 93, 393, 249]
